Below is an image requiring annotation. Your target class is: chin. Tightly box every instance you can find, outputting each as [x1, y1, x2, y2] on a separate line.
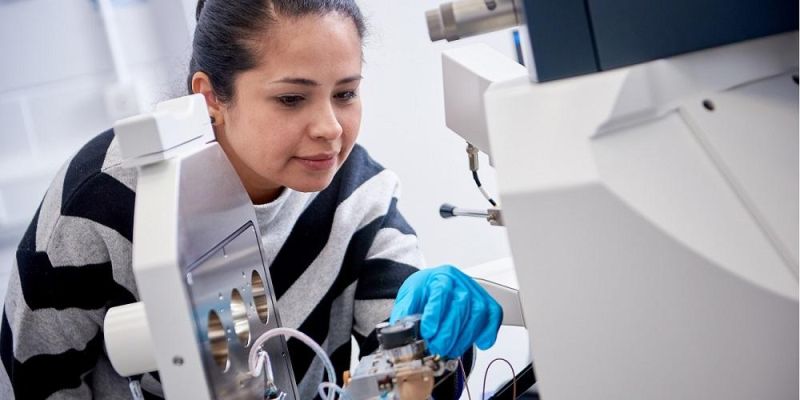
[287, 176, 334, 193]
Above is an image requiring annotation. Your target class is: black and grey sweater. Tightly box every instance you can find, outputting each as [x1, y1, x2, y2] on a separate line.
[0, 130, 423, 399]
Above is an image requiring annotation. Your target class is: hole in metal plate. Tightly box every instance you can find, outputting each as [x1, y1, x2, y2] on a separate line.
[251, 271, 270, 324]
[208, 310, 230, 371]
[231, 289, 251, 347]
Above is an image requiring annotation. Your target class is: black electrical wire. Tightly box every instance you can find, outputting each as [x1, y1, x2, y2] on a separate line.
[487, 362, 537, 400]
[472, 170, 497, 206]
[483, 358, 517, 400]
[460, 359, 473, 400]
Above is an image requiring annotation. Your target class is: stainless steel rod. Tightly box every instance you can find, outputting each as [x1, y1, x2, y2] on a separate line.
[426, 0, 522, 42]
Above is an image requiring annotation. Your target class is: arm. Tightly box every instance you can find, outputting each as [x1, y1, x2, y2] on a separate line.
[0, 165, 137, 399]
[1, 253, 104, 400]
[348, 180, 465, 400]
[352, 192, 423, 357]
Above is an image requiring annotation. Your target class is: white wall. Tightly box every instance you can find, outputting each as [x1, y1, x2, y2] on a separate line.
[0, 0, 194, 278]
[356, 1, 515, 268]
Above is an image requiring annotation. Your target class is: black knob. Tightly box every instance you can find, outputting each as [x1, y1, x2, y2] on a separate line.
[378, 315, 422, 350]
[439, 203, 456, 219]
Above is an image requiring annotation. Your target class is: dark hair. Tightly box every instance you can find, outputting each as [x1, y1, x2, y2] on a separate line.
[188, 0, 366, 103]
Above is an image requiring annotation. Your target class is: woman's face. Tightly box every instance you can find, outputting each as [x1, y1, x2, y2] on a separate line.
[202, 13, 363, 204]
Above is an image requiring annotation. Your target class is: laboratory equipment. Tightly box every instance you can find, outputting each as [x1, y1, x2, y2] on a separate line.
[427, 0, 797, 82]
[439, 203, 503, 226]
[102, 94, 526, 399]
[342, 315, 457, 400]
[431, 4, 799, 400]
[426, 0, 521, 43]
[103, 94, 298, 400]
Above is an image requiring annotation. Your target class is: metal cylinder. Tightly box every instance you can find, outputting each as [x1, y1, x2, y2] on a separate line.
[426, 0, 522, 42]
[104, 302, 157, 377]
[378, 319, 418, 350]
[452, 207, 491, 219]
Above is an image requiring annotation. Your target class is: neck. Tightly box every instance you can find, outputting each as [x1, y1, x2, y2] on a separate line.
[247, 184, 284, 205]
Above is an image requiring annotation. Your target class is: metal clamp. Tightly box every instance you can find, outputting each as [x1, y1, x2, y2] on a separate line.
[439, 203, 504, 226]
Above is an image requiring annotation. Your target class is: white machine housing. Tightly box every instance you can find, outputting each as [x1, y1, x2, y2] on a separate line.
[442, 44, 528, 156]
[444, 32, 799, 399]
[104, 95, 298, 400]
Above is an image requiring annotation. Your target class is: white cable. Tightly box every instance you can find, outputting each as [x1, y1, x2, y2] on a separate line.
[477, 185, 493, 204]
[251, 350, 267, 378]
[248, 327, 340, 399]
[127, 378, 144, 400]
[318, 381, 348, 400]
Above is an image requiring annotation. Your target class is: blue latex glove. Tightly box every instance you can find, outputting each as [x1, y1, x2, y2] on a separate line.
[390, 265, 502, 358]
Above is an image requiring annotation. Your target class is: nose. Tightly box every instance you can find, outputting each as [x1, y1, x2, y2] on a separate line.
[308, 101, 343, 141]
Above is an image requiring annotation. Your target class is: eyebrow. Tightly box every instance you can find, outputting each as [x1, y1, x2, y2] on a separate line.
[270, 75, 363, 86]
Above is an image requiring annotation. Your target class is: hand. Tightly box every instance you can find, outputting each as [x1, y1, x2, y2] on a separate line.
[390, 265, 502, 358]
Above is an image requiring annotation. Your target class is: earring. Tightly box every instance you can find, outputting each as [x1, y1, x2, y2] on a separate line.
[210, 115, 216, 125]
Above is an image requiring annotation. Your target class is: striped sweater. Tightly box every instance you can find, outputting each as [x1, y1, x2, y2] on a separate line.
[0, 130, 424, 399]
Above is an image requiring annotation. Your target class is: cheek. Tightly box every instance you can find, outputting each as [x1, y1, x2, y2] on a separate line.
[336, 109, 361, 167]
[230, 114, 297, 170]
[341, 105, 362, 140]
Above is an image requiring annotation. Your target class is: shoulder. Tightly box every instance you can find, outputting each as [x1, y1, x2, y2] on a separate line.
[17, 129, 136, 253]
[59, 128, 136, 213]
[60, 129, 133, 205]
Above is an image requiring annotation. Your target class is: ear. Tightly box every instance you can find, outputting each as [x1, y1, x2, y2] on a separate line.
[191, 71, 224, 125]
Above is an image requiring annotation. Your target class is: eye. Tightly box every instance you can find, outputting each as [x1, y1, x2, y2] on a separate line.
[276, 95, 304, 107]
[334, 90, 358, 102]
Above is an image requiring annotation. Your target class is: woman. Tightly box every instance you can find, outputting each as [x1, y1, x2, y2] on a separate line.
[0, 0, 502, 398]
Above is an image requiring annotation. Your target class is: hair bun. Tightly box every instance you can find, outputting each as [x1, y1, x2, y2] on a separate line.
[195, 0, 207, 21]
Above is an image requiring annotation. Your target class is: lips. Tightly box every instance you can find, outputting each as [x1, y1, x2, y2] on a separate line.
[295, 152, 338, 171]
[298, 153, 337, 161]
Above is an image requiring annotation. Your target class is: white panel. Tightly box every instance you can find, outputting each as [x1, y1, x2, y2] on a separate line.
[683, 73, 799, 271]
[111, 1, 165, 68]
[179, 0, 198, 35]
[27, 80, 113, 157]
[1, 177, 49, 227]
[0, 0, 113, 92]
[484, 32, 799, 400]
[148, 0, 194, 63]
[593, 112, 796, 299]
[0, 101, 32, 160]
[0, 192, 7, 226]
[502, 185, 797, 400]
[442, 44, 528, 156]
